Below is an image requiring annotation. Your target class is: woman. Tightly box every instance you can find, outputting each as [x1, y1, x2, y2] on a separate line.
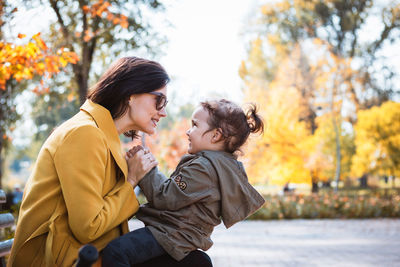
[8, 57, 211, 267]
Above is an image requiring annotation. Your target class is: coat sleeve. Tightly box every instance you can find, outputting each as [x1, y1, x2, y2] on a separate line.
[138, 157, 217, 211]
[53, 125, 138, 244]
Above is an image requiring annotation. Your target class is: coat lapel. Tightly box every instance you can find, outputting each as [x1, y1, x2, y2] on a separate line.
[80, 100, 128, 179]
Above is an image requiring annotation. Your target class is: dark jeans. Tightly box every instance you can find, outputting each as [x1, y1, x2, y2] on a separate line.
[136, 250, 213, 267]
[102, 227, 213, 267]
[102, 227, 166, 267]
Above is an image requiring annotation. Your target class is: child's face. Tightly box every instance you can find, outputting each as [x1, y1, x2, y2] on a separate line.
[186, 107, 215, 154]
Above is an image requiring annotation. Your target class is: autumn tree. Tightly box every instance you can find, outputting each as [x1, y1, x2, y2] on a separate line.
[21, 0, 168, 146]
[306, 114, 355, 188]
[0, 2, 78, 187]
[240, 0, 399, 190]
[36, 0, 167, 105]
[254, 0, 400, 114]
[305, 39, 362, 190]
[242, 45, 317, 186]
[244, 83, 314, 186]
[352, 101, 400, 187]
[241, 42, 324, 189]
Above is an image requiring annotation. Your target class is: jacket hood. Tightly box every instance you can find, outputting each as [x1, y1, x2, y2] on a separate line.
[198, 150, 265, 228]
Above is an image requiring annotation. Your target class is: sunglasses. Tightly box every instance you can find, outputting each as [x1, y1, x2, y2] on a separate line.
[147, 92, 168, 111]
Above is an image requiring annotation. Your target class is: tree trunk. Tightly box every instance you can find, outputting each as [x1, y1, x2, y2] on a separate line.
[311, 175, 319, 193]
[0, 87, 6, 189]
[328, 71, 343, 194]
[311, 181, 319, 193]
[77, 71, 89, 106]
[0, 134, 3, 189]
[333, 117, 341, 193]
[49, 0, 96, 106]
[0, 81, 17, 188]
[76, 36, 98, 105]
[359, 174, 368, 188]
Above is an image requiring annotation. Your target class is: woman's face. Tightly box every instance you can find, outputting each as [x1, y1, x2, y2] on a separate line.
[126, 86, 167, 135]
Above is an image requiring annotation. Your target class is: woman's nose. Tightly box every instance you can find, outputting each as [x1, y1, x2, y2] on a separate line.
[158, 107, 167, 117]
[186, 129, 190, 136]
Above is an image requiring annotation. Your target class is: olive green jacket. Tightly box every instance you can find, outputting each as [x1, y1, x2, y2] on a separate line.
[8, 100, 139, 267]
[137, 150, 265, 260]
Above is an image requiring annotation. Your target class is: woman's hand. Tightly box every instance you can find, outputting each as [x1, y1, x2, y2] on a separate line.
[125, 146, 158, 187]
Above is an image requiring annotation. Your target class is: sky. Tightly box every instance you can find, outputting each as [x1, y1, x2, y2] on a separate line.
[156, 0, 257, 105]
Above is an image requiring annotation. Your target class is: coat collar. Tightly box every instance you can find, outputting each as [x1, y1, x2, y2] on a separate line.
[80, 99, 128, 178]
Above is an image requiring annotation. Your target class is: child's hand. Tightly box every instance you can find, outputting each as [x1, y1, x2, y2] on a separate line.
[126, 146, 157, 187]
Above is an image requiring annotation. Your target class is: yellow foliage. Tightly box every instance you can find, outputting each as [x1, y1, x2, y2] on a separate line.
[261, 4, 275, 16]
[261, 0, 291, 16]
[242, 39, 359, 186]
[244, 84, 313, 186]
[247, 38, 268, 79]
[352, 101, 400, 177]
[242, 0, 400, 187]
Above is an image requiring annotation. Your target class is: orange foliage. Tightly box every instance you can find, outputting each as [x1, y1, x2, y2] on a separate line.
[151, 119, 190, 172]
[0, 33, 78, 93]
[81, 0, 129, 42]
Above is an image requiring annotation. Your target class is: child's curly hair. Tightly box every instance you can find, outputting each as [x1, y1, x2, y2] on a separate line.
[201, 99, 264, 153]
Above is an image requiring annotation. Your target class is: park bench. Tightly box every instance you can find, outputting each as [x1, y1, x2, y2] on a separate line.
[0, 189, 15, 267]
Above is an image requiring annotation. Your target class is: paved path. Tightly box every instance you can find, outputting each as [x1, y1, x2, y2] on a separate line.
[129, 219, 400, 267]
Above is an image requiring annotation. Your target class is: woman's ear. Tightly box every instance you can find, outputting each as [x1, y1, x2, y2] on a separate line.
[211, 128, 223, 143]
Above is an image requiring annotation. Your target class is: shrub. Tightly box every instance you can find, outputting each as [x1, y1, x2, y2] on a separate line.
[248, 189, 400, 220]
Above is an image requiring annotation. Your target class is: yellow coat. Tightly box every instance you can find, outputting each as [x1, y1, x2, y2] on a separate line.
[8, 100, 139, 266]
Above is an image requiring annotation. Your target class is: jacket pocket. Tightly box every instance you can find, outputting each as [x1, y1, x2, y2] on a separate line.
[48, 214, 81, 266]
[55, 238, 70, 265]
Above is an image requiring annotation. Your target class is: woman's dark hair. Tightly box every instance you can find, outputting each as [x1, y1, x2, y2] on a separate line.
[200, 99, 264, 153]
[87, 57, 170, 138]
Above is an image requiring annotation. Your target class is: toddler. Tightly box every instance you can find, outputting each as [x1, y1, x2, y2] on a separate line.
[102, 99, 265, 266]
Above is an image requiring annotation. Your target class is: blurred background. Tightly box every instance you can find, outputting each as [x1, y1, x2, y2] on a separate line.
[1, 0, 399, 220]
